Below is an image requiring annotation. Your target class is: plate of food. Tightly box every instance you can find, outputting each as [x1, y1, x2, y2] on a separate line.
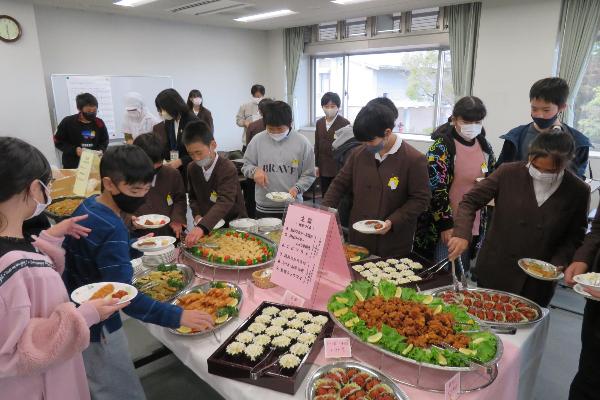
[352, 220, 386, 234]
[132, 236, 176, 252]
[573, 283, 600, 301]
[266, 192, 294, 203]
[71, 282, 137, 305]
[132, 263, 194, 302]
[518, 258, 563, 281]
[170, 281, 243, 336]
[573, 272, 600, 291]
[344, 243, 370, 262]
[135, 214, 170, 229]
[432, 287, 544, 327]
[328, 280, 502, 371]
[45, 196, 85, 222]
[306, 361, 409, 400]
[184, 228, 277, 270]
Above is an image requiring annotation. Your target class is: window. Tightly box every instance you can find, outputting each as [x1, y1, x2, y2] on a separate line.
[410, 7, 440, 32]
[318, 21, 338, 41]
[312, 49, 454, 135]
[344, 17, 367, 38]
[375, 13, 402, 35]
[573, 33, 600, 148]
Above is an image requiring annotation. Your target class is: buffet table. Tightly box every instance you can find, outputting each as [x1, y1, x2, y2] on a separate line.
[143, 254, 550, 400]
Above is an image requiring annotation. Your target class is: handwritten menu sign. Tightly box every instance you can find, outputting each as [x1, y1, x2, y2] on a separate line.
[324, 338, 352, 359]
[271, 204, 349, 303]
[445, 373, 461, 400]
[282, 290, 305, 307]
[73, 149, 100, 196]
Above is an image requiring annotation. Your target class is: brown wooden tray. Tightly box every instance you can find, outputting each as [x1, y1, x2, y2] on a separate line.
[349, 252, 453, 291]
[207, 301, 334, 395]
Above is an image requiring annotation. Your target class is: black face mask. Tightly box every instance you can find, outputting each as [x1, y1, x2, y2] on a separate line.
[112, 192, 146, 213]
[532, 113, 558, 129]
[82, 111, 97, 122]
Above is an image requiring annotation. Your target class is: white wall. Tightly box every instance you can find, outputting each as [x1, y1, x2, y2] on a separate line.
[34, 5, 270, 152]
[0, 0, 56, 164]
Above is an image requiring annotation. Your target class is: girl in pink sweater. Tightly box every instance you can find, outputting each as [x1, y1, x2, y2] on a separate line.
[0, 137, 128, 400]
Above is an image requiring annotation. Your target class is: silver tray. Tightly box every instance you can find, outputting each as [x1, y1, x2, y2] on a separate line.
[132, 263, 194, 303]
[168, 281, 243, 337]
[429, 286, 545, 328]
[181, 229, 277, 271]
[306, 361, 410, 400]
[329, 310, 504, 372]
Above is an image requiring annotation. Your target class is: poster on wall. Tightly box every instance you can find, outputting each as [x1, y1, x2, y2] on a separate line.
[66, 75, 116, 138]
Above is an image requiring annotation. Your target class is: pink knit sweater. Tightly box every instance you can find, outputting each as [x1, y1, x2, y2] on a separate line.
[0, 231, 100, 400]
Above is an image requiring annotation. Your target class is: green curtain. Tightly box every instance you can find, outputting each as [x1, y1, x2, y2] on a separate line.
[447, 2, 482, 99]
[557, 0, 600, 124]
[284, 27, 305, 106]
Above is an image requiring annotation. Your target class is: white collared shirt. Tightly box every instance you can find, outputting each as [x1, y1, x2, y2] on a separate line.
[375, 134, 403, 162]
[325, 114, 338, 131]
[203, 153, 219, 181]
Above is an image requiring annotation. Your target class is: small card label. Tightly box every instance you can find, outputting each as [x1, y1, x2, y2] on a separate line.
[445, 373, 461, 400]
[282, 290, 305, 307]
[324, 338, 352, 359]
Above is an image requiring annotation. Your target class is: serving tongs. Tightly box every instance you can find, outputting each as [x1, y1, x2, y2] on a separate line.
[418, 257, 450, 279]
[433, 342, 493, 373]
[250, 347, 280, 380]
[138, 281, 160, 292]
[456, 321, 517, 335]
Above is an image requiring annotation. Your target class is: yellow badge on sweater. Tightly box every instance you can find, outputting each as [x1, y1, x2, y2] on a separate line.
[210, 191, 218, 203]
[291, 159, 299, 167]
[388, 176, 399, 190]
[166, 194, 173, 206]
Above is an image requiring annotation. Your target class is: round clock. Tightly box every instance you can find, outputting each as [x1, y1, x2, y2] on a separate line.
[0, 15, 22, 43]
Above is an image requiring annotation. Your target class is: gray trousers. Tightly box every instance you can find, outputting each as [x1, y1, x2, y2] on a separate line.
[83, 327, 146, 400]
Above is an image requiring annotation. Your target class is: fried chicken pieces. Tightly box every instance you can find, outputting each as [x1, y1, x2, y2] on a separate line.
[351, 296, 470, 349]
[177, 287, 234, 319]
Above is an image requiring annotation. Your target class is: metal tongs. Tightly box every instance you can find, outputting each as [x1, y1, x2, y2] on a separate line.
[434, 342, 493, 373]
[418, 257, 450, 279]
[249, 347, 279, 380]
[456, 321, 517, 335]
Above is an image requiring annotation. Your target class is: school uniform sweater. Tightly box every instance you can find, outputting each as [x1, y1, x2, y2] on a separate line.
[63, 196, 182, 342]
[241, 131, 316, 214]
[314, 115, 350, 177]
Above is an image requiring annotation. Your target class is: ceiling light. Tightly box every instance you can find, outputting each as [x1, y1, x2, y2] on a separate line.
[331, 0, 374, 4]
[234, 9, 297, 22]
[113, 0, 157, 7]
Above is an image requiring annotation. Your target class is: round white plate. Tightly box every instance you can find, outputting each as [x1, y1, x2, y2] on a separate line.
[573, 273, 600, 290]
[574, 283, 600, 301]
[135, 214, 170, 229]
[71, 282, 137, 305]
[214, 219, 226, 230]
[266, 192, 293, 202]
[132, 236, 176, 252]
[353, 220, 386, 234]
[517, 258, 563, 281]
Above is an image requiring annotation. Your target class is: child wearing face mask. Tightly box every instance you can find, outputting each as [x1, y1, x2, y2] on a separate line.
[183, 121, 247, 246]
[187, 89, 214, 133]
[54, 92, 109, 168]
[414, 96, 496, 268]
[0, 137, 130, 400]
[497, 77, 591, 179]
[448, 130, 590, 307]
[62, 145, 213, 400]
[314, 92, 350, 197]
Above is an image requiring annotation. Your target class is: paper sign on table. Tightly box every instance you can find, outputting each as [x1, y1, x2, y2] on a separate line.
[73, 149, 100, 196]
[324, 338, 352, 359]
[282, 290, 305, 307]
[445, 373, 461, 400]
[271, 204, 350, 304]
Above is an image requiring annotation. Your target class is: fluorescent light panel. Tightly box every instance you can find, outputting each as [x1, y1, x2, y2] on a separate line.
[234, 9, 297, 22]
[114, 0, 157, 7]
[331, 0, 374, 4]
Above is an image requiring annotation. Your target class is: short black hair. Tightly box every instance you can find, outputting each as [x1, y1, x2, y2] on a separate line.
[251, 84, 266, 96]
[452, 96, 487, 122]
[258, 98, 273, 116]
[529, 77, 569, 107]
[366, 97, 398, 120]
[186, 89, 204, 110]
[528, 126, 575, 170]
[155, 89, 189, 119]
[353, 103, 395, 142]
[133, 133, 163, 164]
[183, 120, 214, 146]
[263, 101, 292, 128]
[0, 137, 51, 203]
[76, 93, 98, 110]
[321, 92, 341, 108]
[100, 145, 154, 187]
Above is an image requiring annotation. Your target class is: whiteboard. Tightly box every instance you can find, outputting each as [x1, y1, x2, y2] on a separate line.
[50, 74, 173, 140]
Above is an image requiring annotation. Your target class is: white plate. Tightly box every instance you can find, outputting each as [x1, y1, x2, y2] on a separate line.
[573, 272, 600, 290]
[214, 219, 226, 230]
[71, 282, 137, 305]
[574, 283, 600, 301]
[517, 258, 564, 281]
[266, 191, 293, 202]
[352, 220, 386, 234]
[132, 236, 176, 252]
[135, 214, 170, 229]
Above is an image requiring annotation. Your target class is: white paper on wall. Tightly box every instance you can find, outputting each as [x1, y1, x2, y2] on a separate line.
[66, 76, 117, 138]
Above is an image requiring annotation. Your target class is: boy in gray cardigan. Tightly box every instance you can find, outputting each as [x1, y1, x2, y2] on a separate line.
[242, 101, 316, 217]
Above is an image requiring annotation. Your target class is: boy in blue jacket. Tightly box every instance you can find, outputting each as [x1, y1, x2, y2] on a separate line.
[497, 77, 591, 178]
[63, 145, 213, 400]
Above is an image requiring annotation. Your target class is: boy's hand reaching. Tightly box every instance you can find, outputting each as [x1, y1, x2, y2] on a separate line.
[181, 310, 214, 332]
[170, 222, 184, 239]
[46, 215, 91, 239]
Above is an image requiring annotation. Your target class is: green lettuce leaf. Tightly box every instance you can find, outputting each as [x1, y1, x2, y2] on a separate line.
[378, 280, 397, 300]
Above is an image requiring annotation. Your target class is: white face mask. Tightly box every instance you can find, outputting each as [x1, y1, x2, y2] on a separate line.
[192, 97, 202, 106]
[323, 107, 338, 119]
[268, 129, 289, 142]
[195, 156, 213, 169]
[252, 97, 262, 104]
[161, 110, 173, 121]
[28, 180, 52, 220]
[528, 163, 560, 183]
[457, 123, 482, 140]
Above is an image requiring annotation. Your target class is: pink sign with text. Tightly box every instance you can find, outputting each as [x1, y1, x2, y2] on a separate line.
[324, 338, 352, 359]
